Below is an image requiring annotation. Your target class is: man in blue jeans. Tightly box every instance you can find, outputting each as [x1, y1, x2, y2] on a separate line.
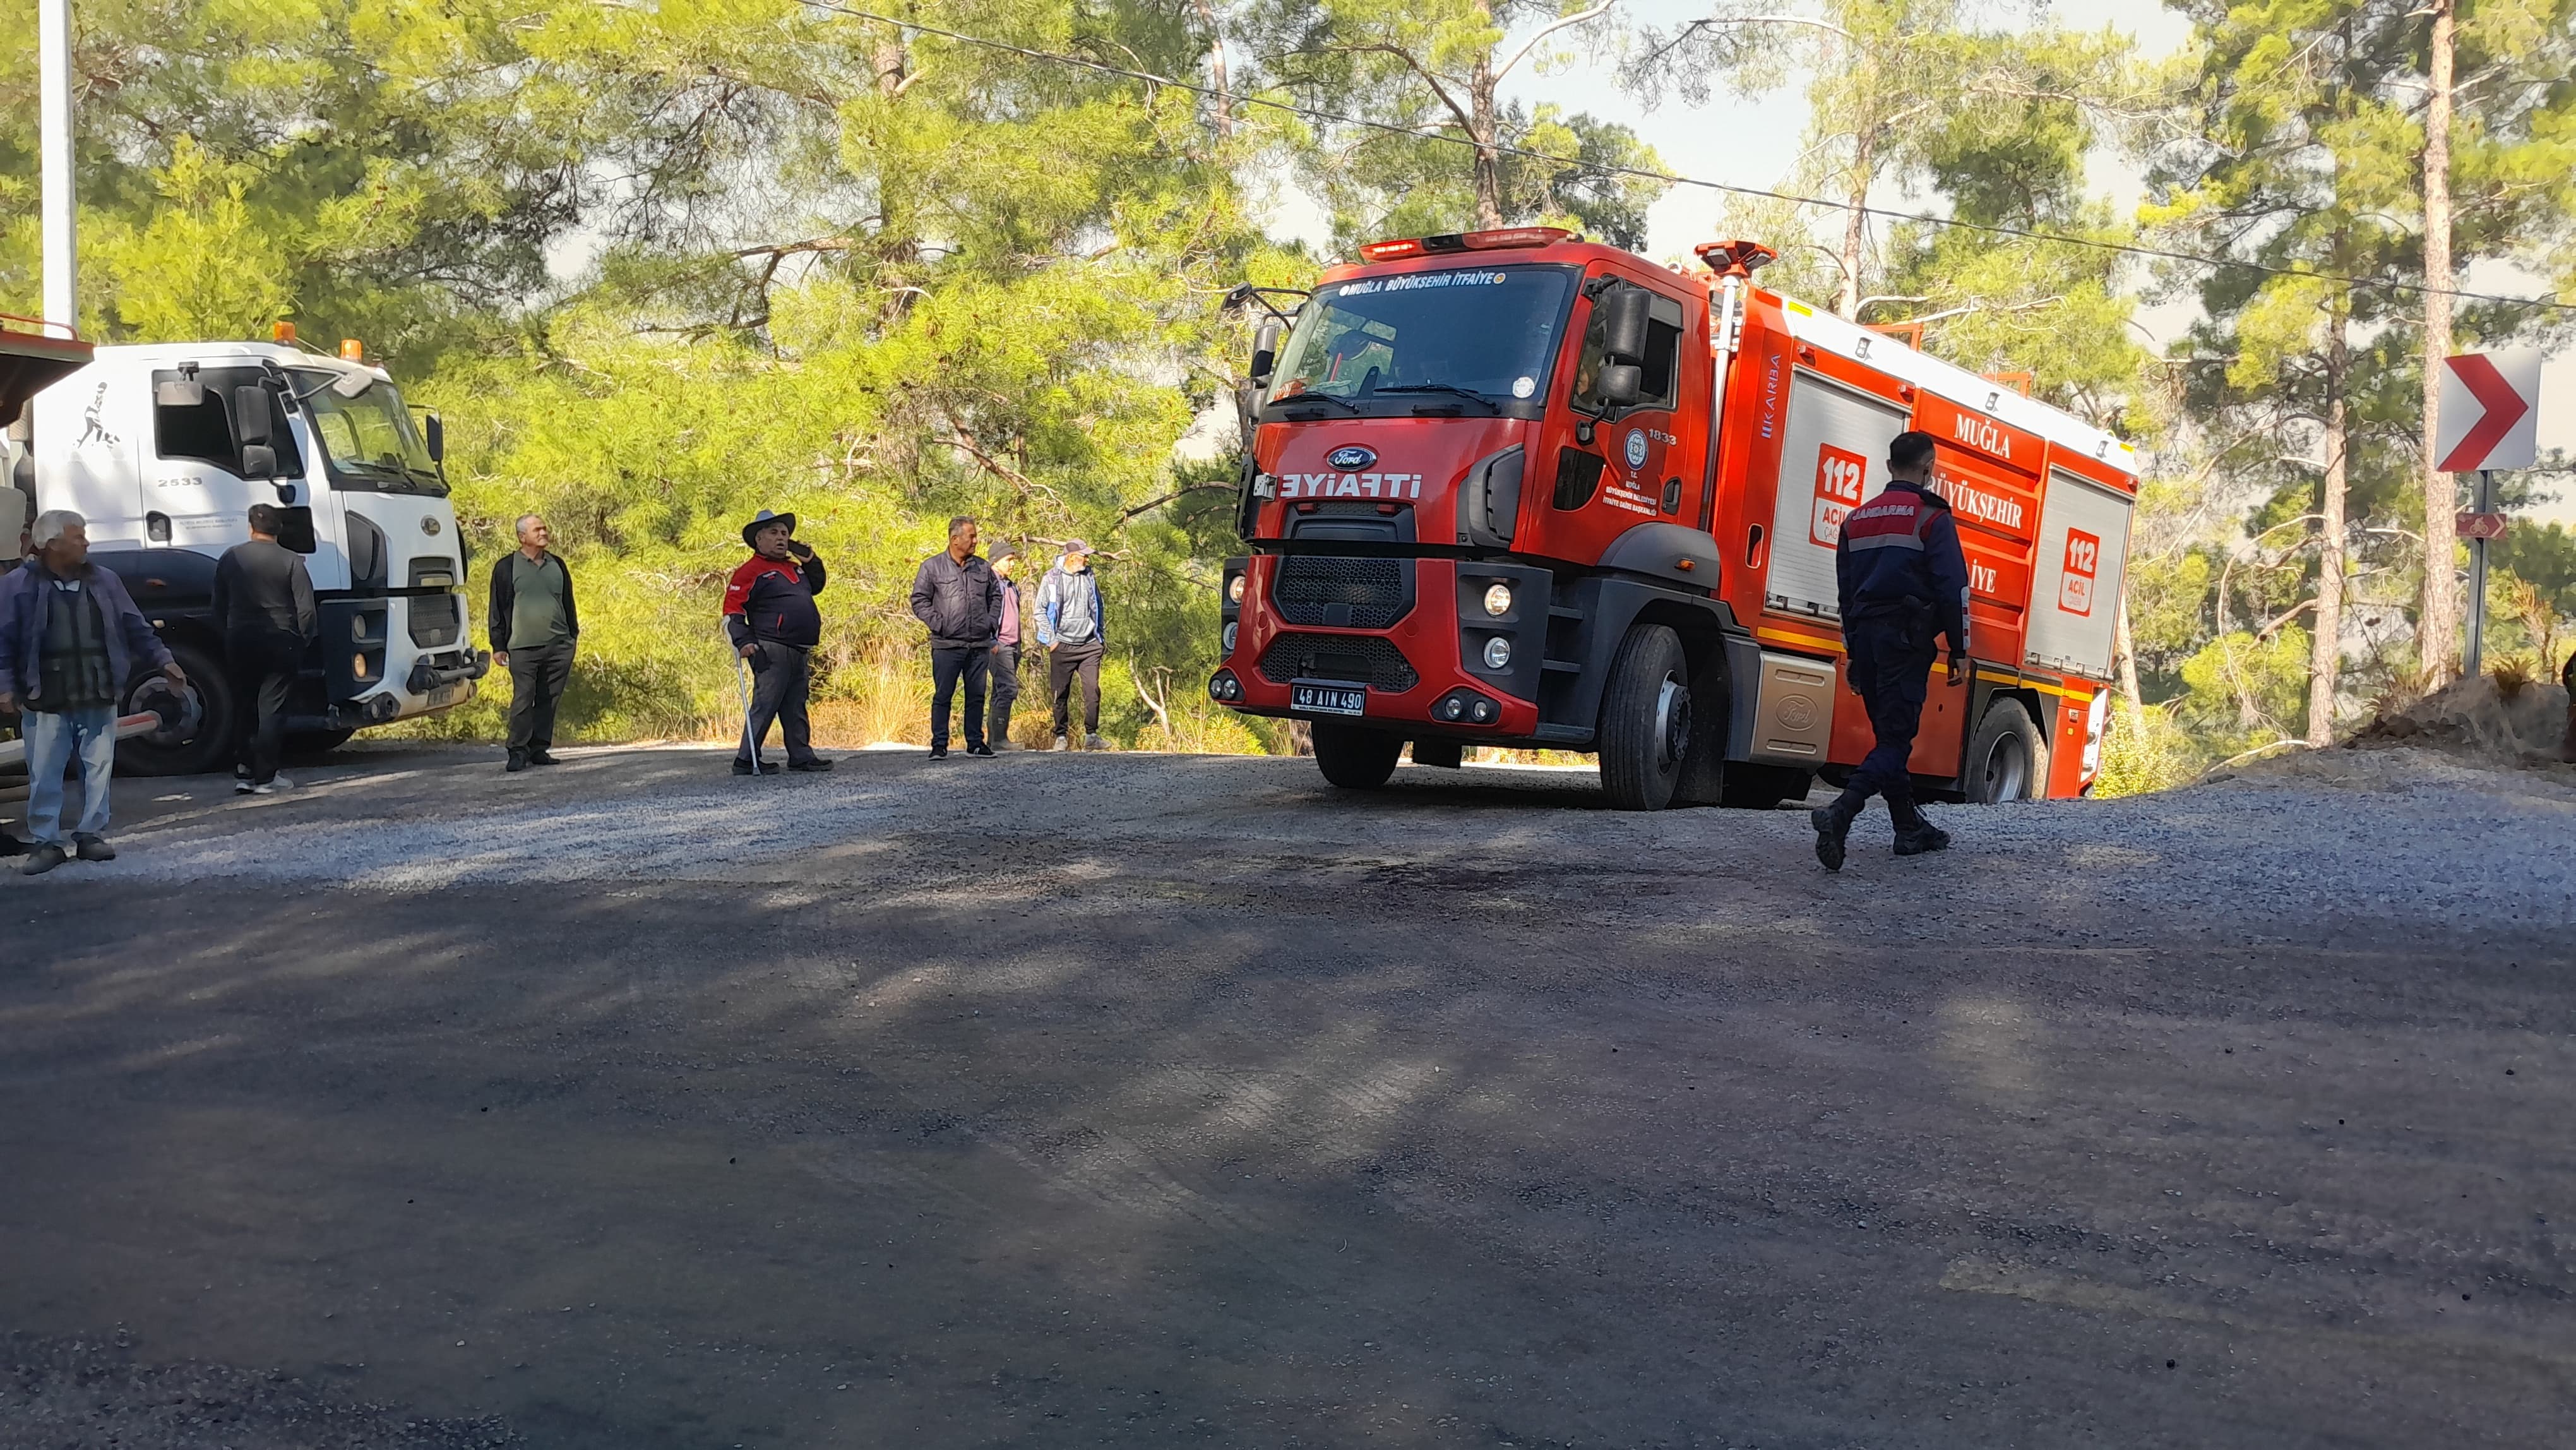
[0, 510, 184, 875]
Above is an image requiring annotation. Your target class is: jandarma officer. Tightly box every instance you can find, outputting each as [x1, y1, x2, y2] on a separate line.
[1813, 429, 1970, 870]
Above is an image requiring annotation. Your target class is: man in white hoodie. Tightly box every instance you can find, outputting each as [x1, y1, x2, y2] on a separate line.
[1034, 540, 1106, 750]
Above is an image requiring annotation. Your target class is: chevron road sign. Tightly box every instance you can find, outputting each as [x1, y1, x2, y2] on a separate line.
[2434, 349, 2541, 473]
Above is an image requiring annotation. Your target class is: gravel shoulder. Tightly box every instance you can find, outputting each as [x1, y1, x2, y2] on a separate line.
[3, 744, 2570, 1449]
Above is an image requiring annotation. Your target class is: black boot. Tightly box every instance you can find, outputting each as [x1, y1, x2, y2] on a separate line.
[1810, 792, 1863, 872]
[1891, 800, 1950, 856]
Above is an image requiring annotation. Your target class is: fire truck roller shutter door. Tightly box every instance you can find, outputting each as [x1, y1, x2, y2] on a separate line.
[2024, 469, 2133, 678]
[1765, 372, 1909, 619]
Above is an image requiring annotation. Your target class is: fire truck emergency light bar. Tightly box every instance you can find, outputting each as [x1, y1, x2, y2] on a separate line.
[1358, 227, 1575, 262]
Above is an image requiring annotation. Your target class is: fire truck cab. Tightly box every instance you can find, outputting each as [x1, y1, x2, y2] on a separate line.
[1212, 228, 2136, 810]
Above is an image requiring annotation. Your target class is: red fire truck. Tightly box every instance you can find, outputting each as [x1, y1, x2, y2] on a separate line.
[1210, 229, 2137, 811]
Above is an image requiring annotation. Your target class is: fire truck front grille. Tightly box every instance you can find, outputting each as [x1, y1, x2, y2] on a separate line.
[1256, 634, 1420, 693]
[1272, 555, 1414, 628]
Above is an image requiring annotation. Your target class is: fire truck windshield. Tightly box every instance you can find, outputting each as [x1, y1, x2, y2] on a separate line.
[1263, 264, 1575, 420]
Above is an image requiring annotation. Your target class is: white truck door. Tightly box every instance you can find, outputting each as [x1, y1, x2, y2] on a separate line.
[2022, 467, 2133, 678]
[1763, 370, 1909, 621]
[33, 366, 145, 542]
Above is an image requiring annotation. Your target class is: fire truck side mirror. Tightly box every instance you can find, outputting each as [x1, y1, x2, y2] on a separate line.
[1598, 363, 1643, 407]
[1249, 318, 1282, 386]
[424, 412, 445, 464]
[1598, 287, 1653, 366]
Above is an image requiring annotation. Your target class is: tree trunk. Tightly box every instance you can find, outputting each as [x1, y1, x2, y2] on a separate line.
[1469, 57, 1503, 229]
[2308, 304, 2351, 746]
[1837, 124, 1875, 319]
[873, 28, 907, 96]
[1191, 0, 1232, 140]
[2113, 594, 2146, 736]
[2417, 0, 2459, 684]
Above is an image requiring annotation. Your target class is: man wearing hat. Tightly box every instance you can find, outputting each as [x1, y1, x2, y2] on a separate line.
[722, 508, 833, 774]
[1035, 539, 1107, 750]
[908, 516, 1004, 759]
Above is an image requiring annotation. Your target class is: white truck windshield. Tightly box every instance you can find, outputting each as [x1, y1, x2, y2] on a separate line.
[295, 371, 446, 496]
[1264, 264, 1577, 418]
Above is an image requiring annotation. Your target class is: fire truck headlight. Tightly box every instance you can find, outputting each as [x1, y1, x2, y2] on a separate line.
[1222, 621, 1238, 654]
[1481, 635, 1512, 669]
[1227, 574, 1246, 604]
[1440, 697, 1465, 721]
[1482, 582, 1513, 617]
[1470, 698, 1497, 723]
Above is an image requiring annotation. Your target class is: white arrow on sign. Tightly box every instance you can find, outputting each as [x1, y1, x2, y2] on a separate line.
[2435, 349, 2541, 472]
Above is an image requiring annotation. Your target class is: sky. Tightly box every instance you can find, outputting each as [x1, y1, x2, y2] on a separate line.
[1261, 0, 2572, 522]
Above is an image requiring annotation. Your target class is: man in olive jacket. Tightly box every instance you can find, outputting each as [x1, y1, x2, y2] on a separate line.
[908, 516, 1003, 760]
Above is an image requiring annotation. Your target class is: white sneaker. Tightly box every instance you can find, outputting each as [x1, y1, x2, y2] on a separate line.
[250, 774, 292, 796]
[234, 779, 257, 795]
[1051, 736, 1069, 752]
[1085, 734, 1107, 751]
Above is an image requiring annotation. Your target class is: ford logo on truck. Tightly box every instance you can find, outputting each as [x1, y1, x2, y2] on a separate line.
[1326, 445, 1377, 470]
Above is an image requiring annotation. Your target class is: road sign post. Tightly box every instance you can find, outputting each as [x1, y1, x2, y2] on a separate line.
[2467, 471, 2493, 678]
[2435, 351, 2542, 680]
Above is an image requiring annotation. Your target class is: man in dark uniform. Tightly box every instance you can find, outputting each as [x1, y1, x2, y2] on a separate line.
[214, 503, 318, 793]
[1813, 430, 1971, 871]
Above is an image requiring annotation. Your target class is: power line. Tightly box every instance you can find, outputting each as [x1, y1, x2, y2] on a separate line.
[815, 3, 2573, 316]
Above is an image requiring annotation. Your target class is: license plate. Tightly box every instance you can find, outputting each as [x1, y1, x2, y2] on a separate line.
[1291, 680, 1368, 717]
[427, 682, 465, 709]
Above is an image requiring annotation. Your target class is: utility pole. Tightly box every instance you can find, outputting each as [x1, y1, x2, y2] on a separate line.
[39, 0, 78, 333]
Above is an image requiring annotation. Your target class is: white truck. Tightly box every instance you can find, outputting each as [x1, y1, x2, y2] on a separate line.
[3, 333, 487, 774]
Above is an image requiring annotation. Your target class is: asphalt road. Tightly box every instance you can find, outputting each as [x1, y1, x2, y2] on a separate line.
[1, 743, 2570, 1449]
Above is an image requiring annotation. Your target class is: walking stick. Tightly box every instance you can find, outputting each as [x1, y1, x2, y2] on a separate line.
[729, 630, 763, 774]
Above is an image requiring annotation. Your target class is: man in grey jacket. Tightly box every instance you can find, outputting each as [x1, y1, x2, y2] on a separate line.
[909, 517, 1003, 760]
[1035, 540, 1107, 750]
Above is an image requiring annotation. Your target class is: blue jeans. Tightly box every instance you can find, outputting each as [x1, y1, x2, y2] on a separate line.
[23, 706, 117, 844]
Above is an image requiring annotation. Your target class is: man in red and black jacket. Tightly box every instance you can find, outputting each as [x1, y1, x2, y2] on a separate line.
[723, 509, 832, 775]
[1813, 430, 1970, 870]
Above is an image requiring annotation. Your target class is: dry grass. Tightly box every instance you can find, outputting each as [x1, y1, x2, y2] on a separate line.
[2490, 656, 2538, 702]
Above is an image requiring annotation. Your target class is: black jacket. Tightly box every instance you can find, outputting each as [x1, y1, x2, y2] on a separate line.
[909, 551, 1004, 649]
[487, 551, 580, 654]
[212, 538, 318, 640]
[725, 553, 828, 649]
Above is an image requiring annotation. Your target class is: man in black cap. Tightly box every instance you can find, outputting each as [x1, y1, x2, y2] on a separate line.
[908, 515, 1003, 760]
[1813, 430, 1970, 869]
[722, 508, 833, 775]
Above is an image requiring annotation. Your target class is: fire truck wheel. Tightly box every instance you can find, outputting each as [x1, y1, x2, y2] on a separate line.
[1309, 721, 1404, 790]
[114, 637, 237, 778]
[1597, 623, 1690, 812]
[1964, 698, 2050, 803]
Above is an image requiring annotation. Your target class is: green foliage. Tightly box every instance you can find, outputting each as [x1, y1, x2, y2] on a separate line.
[2090, 703, 2207, 798]
[2174, 627, 2315, 753]
[1250, 0, 1667, 251]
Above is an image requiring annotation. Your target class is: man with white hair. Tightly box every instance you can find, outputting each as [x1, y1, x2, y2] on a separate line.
[487, 512, 579, 772]
[0, 510, 184, 874]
